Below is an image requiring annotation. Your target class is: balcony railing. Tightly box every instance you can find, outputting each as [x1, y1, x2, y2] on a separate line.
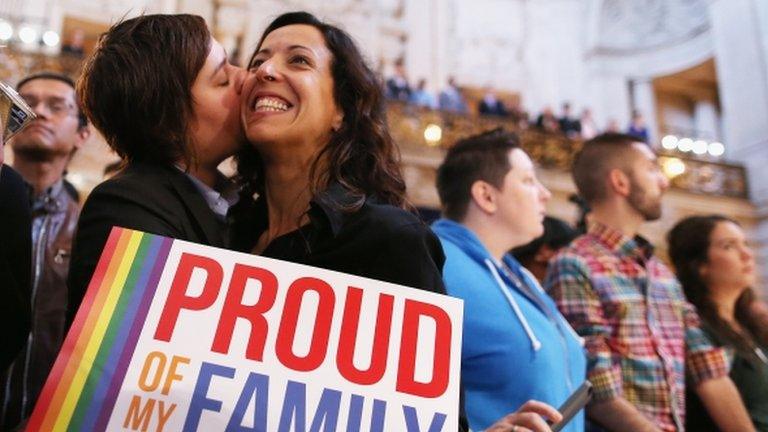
[0, 48, 750, 199]
[387, 102, 749, 199]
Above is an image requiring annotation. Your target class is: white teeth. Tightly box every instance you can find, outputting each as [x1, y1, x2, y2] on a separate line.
[254, 97, 289, 112]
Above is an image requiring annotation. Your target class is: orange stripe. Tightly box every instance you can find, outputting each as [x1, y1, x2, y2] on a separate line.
[37, 228, 134, 431]
[26, 227, 125, 430]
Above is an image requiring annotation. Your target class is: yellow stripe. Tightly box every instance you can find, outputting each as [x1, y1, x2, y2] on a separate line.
[52, 230, 144, 430]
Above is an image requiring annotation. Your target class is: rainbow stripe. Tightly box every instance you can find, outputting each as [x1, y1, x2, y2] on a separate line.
[27, 228, 173, 431]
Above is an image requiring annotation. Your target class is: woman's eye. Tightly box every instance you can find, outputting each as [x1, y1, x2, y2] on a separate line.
[250, 59, 265, 69]
[291, 55, 310, 65]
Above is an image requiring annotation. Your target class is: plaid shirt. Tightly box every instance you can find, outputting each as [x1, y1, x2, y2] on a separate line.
[545, 222, 728, 432]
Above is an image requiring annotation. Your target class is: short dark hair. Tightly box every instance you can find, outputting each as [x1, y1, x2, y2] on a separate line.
[17, 72, 88, 128]
[77, 14, 210, 166]
[436, 128, 520, 221]
[511, 216, 577, 262]
[237, 11, 407, 210]
[572, 132, 644, 205]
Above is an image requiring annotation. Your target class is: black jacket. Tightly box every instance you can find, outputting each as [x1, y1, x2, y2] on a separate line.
[231, 184, 470, 432]
[67, 162, 232, 323]
[1, 180, 81, 429]
[0, 166, 32, 369]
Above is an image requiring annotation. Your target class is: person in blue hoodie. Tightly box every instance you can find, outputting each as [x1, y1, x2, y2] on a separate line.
[432, 128, 587, 432]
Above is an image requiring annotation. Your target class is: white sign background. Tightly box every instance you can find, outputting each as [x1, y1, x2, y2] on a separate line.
[106, 239, 463, 431]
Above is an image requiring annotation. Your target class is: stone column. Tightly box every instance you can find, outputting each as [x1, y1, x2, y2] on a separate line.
[405, 0, 451, 89]
[693, 99, 720, 141]
[631, 78, 658, 145]
[709, 0, 768, 293]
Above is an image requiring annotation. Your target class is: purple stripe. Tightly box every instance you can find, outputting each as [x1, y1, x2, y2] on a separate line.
[93, 236, 174, 431]
[77, 235, 165, 430]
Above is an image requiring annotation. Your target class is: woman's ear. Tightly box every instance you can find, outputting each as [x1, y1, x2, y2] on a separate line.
[332, 110, 344, 132]
[469, 180, 498, 214]
[698, 262, 708, 278]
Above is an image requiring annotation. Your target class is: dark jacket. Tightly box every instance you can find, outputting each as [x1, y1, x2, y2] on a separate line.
[478, 99, 508, 117]
[0, 179, 79, 428]
[686, 326, 768, 432]
[67, 162, 233, 323]
[232, 184, 447, 293]
[231, 184, 470, 432]
[0, 166, 31, 369]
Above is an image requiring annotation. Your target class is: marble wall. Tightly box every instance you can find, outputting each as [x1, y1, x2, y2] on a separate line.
[708, 0, 768, 290]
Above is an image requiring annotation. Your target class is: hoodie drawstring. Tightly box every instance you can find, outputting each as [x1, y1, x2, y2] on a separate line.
[518, 265, 585, 348]
[485, 259, 542, 352]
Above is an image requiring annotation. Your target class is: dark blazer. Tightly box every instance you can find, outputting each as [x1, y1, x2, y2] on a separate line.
[232, 184, 470, 432]
[478, 99, 508, 117]
[0, 165, 32, 369]
[67, 162, 231, 323]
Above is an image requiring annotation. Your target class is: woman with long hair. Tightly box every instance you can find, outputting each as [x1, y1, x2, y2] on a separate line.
[668, 215, 768, 431]
[232, 11, 563, 432]
[232, 11, 440, 291]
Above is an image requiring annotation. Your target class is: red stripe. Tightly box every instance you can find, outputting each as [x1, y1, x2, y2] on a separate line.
[26, 227, 128, 430]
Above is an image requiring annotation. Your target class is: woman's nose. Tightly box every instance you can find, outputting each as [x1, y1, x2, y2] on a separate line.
[741, 244, 754, 262]
[538, 181, 552, 202]
[659, 173, 670, 191]
[255, 60, 279, 83]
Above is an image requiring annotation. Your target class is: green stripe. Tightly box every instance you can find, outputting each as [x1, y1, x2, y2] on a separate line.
[68, 232, 151, 430]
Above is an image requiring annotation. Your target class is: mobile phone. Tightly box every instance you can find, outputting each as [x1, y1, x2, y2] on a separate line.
[550, 381, 592, 432]
[0, 80, 36, 142]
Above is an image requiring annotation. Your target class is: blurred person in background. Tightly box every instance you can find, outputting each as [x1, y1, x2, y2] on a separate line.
[1, 72, 89, 430]
[385, 57, 411, 101]
[512, 215, 578, 284]
[626, 109, 649, 144]
[668, 215, 768, 431]
[439, 76, 468, 113]
[410, 78, 437, 109]
[558, 102, 581, 138]
[478, 87, 509, 117]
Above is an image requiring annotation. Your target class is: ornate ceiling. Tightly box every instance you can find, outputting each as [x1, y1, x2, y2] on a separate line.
[596, 0, 710, 54]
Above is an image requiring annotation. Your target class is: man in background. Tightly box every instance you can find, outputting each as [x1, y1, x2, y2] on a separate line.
[546, 133, 753, 432]
[1, 72, 90, 429]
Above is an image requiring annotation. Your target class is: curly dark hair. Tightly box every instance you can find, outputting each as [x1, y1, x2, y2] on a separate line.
[235, 11, 407, 210]
[667, 215, 767, 359]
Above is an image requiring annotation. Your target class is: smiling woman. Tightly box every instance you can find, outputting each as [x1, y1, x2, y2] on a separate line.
[229, 11, 464, 419]
[231, 11, 439, 283]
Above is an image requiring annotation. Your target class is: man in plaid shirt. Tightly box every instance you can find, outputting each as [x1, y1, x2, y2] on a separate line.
[545, 133, 754, 432]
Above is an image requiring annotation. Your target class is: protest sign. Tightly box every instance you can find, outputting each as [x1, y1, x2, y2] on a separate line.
[28, 227, 463, 431]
